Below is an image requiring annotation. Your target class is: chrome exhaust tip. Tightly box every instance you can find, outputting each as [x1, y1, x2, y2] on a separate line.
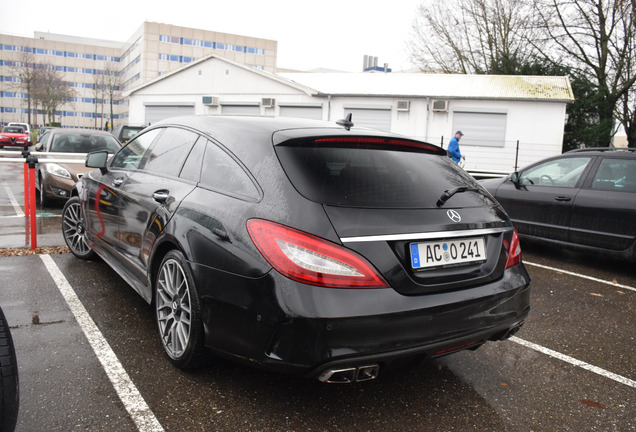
[356, 365, 380, 382]
[318, 365, 380, 383]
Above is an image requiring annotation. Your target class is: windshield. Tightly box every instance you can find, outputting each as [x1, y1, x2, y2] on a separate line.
[2, 127, 25, 133]
[50, 133, 121, 153]
[276, 140, 488, 209]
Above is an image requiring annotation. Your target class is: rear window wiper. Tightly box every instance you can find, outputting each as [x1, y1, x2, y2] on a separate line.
[436, 186, 493, 207]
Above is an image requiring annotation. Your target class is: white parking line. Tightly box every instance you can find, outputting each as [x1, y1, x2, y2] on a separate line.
[39, 254, 165, 432]
[2, 181, 24, 217]
[518, 260, 635, 389]
[510, 336, 636, 389]
[524, 260, 636, 293]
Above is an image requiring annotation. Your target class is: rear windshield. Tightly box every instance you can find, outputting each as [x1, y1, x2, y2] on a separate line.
[50, 133, 121, 153]
[276, 140, 486, 208]
[121, 126, 144, 141]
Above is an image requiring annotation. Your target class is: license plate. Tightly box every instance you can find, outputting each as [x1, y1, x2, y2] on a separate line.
[410, 237, 486, 269]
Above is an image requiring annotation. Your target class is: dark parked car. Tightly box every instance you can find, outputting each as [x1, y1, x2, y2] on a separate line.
[111, 124, 145, 144]
[36, 126, 56, 142]
[62, 116, 530, 383]
[481, 148, 636, 260]
[35, 129, 121, 206]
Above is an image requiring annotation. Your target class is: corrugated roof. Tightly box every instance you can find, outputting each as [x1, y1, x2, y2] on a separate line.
[278, 73, 574, 102]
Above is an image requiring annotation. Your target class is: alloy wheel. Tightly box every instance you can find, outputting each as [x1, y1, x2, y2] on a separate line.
[62, 199, 92, 257]
[156, 258, 193, 360]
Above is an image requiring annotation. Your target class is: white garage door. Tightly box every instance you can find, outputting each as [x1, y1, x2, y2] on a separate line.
[453, 111, 507, 147]
[221, 104, 260, 115]
[279, 106, 323, 120]
[145, 105, 195, 125]
[344, 108, 392, 132]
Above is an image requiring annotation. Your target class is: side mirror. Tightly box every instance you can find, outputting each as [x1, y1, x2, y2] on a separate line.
[510, 172, 521, 188]
[86, 150, 109, 174]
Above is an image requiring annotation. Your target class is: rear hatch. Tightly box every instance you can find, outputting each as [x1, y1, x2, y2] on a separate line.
[274, 132, 513, 294]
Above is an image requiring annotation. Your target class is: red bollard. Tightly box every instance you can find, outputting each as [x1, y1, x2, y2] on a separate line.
[23, 162, 30, 216]
[29, 164, 37, 249]
[25, 155, 38, 250]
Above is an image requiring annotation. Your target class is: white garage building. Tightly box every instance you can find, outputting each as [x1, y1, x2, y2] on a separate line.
[127, 54, 574, 174]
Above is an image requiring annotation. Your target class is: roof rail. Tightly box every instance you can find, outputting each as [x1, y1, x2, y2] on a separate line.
[566, 147, 635, 153]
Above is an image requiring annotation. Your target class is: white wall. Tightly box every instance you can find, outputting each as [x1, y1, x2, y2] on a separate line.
[325, 97, 566, 172]
[128, 60, 568, 174]
[128, 59, 316, 124]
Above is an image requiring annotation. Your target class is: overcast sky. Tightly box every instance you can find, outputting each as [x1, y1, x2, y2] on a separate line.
[0, 0, 423, 72]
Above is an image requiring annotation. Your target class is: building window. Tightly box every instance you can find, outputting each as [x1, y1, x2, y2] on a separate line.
[453, 111, 508, 148]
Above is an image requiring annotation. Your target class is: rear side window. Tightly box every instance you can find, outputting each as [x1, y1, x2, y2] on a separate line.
[199, 140, 260, 200]
[143, 127, 199, 177]
[275, 139, 481, 208]
[592, 158, 636, 192]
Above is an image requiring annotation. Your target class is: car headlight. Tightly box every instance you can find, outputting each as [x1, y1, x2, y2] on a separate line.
[45, 163, 72, 179]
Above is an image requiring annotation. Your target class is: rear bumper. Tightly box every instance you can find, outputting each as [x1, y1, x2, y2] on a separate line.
[264, 272, 529, 378]
[194, 262, 530, 379]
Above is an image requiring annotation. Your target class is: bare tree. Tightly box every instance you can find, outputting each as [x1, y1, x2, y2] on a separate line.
[616, 0, 636, 147]
[34, 65, 77, 126]
[91, 68, 105, 129]
[620, 88, 636, 147]
[408, 0, 541, 73]
[10, 47, 38, 126]
[533, 0, 636, 146]
[103, 61, 121, 131]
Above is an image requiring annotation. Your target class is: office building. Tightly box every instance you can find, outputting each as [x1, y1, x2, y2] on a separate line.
[0, 22, 278, 129]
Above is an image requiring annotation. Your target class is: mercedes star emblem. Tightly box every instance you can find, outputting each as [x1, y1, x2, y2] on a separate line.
[447, 209, 462, 223]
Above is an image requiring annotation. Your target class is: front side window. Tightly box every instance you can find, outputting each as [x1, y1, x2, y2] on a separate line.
[111, 128, 162, 170]
[591, 158, 636, 192]
[519, 157, 591, 188]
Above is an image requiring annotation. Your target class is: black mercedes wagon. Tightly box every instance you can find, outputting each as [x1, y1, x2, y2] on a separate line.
[62, 115, 530, 383]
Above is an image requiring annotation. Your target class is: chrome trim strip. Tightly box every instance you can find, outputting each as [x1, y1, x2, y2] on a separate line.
[340, 227, 509, 243]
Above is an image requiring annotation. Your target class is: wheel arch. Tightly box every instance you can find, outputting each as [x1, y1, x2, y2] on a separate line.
[147, 235, 191, 303]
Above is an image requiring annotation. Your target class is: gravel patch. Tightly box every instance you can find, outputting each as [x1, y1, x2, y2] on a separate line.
[0, 246, 70, 257]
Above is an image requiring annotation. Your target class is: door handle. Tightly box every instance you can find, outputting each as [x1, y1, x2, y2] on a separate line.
[212, 227, 230, 241]
[112, 178, 124, 187]
[152, 190, 170, 203]
[554, 196, 572, 202]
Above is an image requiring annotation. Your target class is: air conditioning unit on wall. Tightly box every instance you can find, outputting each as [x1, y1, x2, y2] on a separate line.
[261, 98, 276, 108]
[396, 100, 410, 111]
[202, 96, 219, 106]
[432, 99, 449, 112]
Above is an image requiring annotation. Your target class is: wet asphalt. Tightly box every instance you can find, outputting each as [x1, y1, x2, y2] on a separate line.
[0, 152, 634, 431]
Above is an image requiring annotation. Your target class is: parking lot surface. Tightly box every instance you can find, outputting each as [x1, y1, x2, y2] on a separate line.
[0, 155, 634, 431]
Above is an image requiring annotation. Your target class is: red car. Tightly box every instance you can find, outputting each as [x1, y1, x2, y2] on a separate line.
[0, 126, 30, 149]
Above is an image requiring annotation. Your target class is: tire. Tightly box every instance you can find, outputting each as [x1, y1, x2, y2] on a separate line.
[0, 306, 19, 432]
[62, 196, 96, 260]
[155, 250, 204, 368]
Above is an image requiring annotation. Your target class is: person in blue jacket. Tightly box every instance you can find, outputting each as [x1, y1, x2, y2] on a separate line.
[447, 130, 465, 164]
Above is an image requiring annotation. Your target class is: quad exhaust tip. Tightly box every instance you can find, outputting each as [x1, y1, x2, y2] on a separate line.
[318, 364, 380, 383]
